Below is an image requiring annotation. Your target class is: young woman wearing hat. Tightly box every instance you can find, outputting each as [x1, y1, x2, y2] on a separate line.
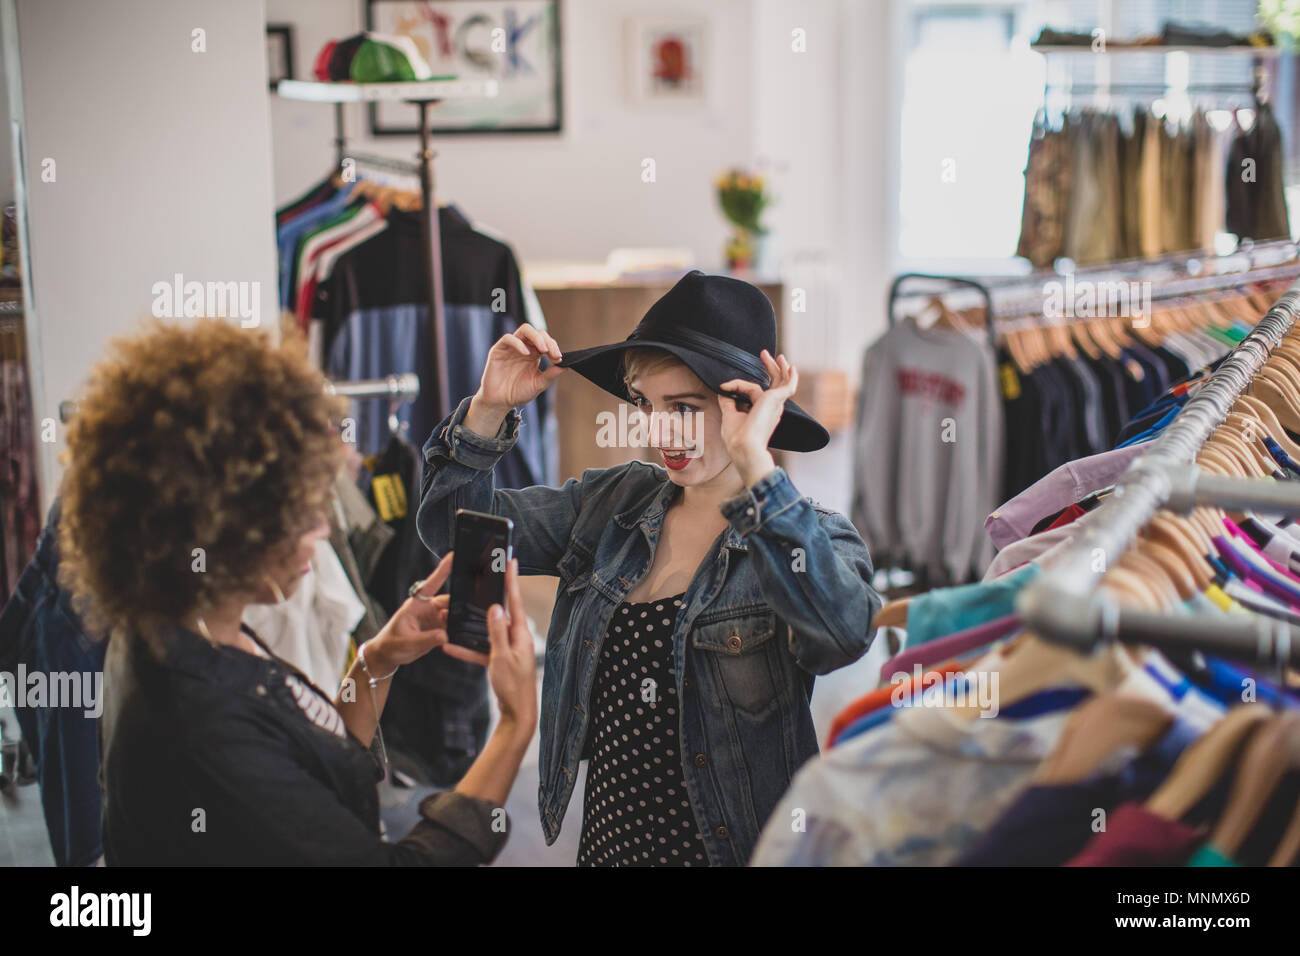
[417, 270, 882, 866]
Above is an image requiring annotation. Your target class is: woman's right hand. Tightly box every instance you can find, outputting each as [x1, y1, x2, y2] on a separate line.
[472, 325, 564, 417]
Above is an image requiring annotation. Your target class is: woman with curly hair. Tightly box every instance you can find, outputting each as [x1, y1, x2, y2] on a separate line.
[59, 318, 537, 865]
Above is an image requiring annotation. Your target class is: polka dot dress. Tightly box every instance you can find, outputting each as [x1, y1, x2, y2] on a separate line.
[576, 593, 709, 867]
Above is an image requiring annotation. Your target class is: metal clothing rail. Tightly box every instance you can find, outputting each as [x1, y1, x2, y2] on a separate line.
[1016, 275, 1300, 667]
[992, 260, 1300, 334]
[347, 152, 421, 176]
[324, 372, 419, 401]
[57, 375, 419, 424]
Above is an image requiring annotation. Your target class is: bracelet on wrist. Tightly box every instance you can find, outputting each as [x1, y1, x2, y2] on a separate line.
[357, 641, 398, 686]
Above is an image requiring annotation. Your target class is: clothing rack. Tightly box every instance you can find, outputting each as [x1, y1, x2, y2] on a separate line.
[887, 242, 1300, 338]
[1016, 275, 1300, 667]
[1034, 43, 1274, 105]
[277, 79, 497, 423]
[886, 274, 996, 348]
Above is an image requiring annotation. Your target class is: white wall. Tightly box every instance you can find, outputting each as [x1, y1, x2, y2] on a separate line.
[6, 0, 279, 508]
[268, 0, 757, 270]
[264, 0, 894, 513]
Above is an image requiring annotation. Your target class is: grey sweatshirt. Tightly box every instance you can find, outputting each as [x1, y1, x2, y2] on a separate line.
[850, 319, 1003, 584]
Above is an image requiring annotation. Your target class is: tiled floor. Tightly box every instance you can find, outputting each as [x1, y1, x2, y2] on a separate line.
[0, 706, 55, 866]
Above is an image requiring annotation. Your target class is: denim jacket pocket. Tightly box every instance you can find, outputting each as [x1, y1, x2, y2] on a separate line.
[691, 611, 780, 717]
[557, 548, 594, 595]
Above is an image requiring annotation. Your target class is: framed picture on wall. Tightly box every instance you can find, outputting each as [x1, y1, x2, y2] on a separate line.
[625, 16, 708, 105]
[364, 0, 563, 135]
[266, 24, 294, 90]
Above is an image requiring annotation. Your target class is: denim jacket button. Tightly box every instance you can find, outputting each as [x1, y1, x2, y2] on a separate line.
[694, 753, 707, 766]
[746, 507, 755, 517]
[727, 635, 742, 652]
[716, 825, 729, 840]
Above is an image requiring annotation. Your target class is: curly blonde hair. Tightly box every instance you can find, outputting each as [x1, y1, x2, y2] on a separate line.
[58, 319, 346, 642]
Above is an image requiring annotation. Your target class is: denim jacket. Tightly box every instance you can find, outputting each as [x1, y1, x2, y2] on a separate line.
[417, 397, 882, 865]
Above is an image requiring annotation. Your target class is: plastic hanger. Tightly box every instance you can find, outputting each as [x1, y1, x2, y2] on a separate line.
[1145, 704, 1273, 822]
[1205, 711, 1300, 859]
[1035, 694, 1174, 785]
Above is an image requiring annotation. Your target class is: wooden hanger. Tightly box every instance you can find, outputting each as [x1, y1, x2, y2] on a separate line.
[1266, 788, 1300, 865]
[1198, 444, 1243, 477]
[1250, 371, 1300, 434]
[1146, 704, 1273, 822]
[1102, 569, 1162, 611]
[1036, 694, 1173, 785]
[1205, 711, 1300, 859]
[1004, 328, 1034, 374]
[1146, 514, 1213, 589]
[1209, 426, 1271, 477]
[1232, 395, 1300, 458]
[1087, 318, 1123, 359]
[1133, 536, 1199, 600]
[1071, 321, 1102, 361]
[948, 630, 1141, 724]
[1116, 549, 1181, 609]
[873, 597, 910, 630]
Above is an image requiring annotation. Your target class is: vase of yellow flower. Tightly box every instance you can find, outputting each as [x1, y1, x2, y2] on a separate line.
[716, 168, 771, 272]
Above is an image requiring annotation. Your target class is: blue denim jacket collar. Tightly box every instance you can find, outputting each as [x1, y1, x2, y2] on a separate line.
[612, 472, 750, 552]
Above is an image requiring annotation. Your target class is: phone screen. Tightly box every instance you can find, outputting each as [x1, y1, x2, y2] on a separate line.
[447, 510, 513, 653]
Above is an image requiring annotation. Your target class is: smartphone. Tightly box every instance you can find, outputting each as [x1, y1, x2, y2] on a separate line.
[446, 509, 514, 654]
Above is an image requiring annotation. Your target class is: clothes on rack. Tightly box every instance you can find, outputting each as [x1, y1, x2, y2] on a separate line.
[851, 316, 1003, 586]
[859, 271, 1286, 588]
[1226, 102, 1291, 243]
[276, 179, 557, 486]
[1016, 105, 1286, 269]
[766, 277, 1300, 866]
[1, 316, 39, 607]
[0, 499, 106, 867]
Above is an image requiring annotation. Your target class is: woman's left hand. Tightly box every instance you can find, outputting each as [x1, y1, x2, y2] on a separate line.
[719, 350, 797, 486]
[364, 551, 482, 675]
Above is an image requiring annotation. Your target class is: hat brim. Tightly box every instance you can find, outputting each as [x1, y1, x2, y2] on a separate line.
[557, 340, 830, 453]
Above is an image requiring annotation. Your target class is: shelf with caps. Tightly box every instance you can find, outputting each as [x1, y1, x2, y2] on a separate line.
[275, 78, 499, 103]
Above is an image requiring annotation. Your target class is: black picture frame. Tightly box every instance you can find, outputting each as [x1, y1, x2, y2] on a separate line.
[267, 24, 295, 91]
[363, 0, 563, 136]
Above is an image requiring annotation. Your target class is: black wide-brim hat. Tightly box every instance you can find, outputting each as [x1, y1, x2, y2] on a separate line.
[556, 270, 829, 452]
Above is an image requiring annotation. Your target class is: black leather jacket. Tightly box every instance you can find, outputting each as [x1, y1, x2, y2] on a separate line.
[100, 621, 508, 865]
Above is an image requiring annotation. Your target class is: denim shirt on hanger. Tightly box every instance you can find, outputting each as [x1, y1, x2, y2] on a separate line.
[416, 396, 882, 865]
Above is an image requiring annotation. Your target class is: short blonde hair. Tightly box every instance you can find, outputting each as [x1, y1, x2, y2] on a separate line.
[620, 347, 690, 394]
